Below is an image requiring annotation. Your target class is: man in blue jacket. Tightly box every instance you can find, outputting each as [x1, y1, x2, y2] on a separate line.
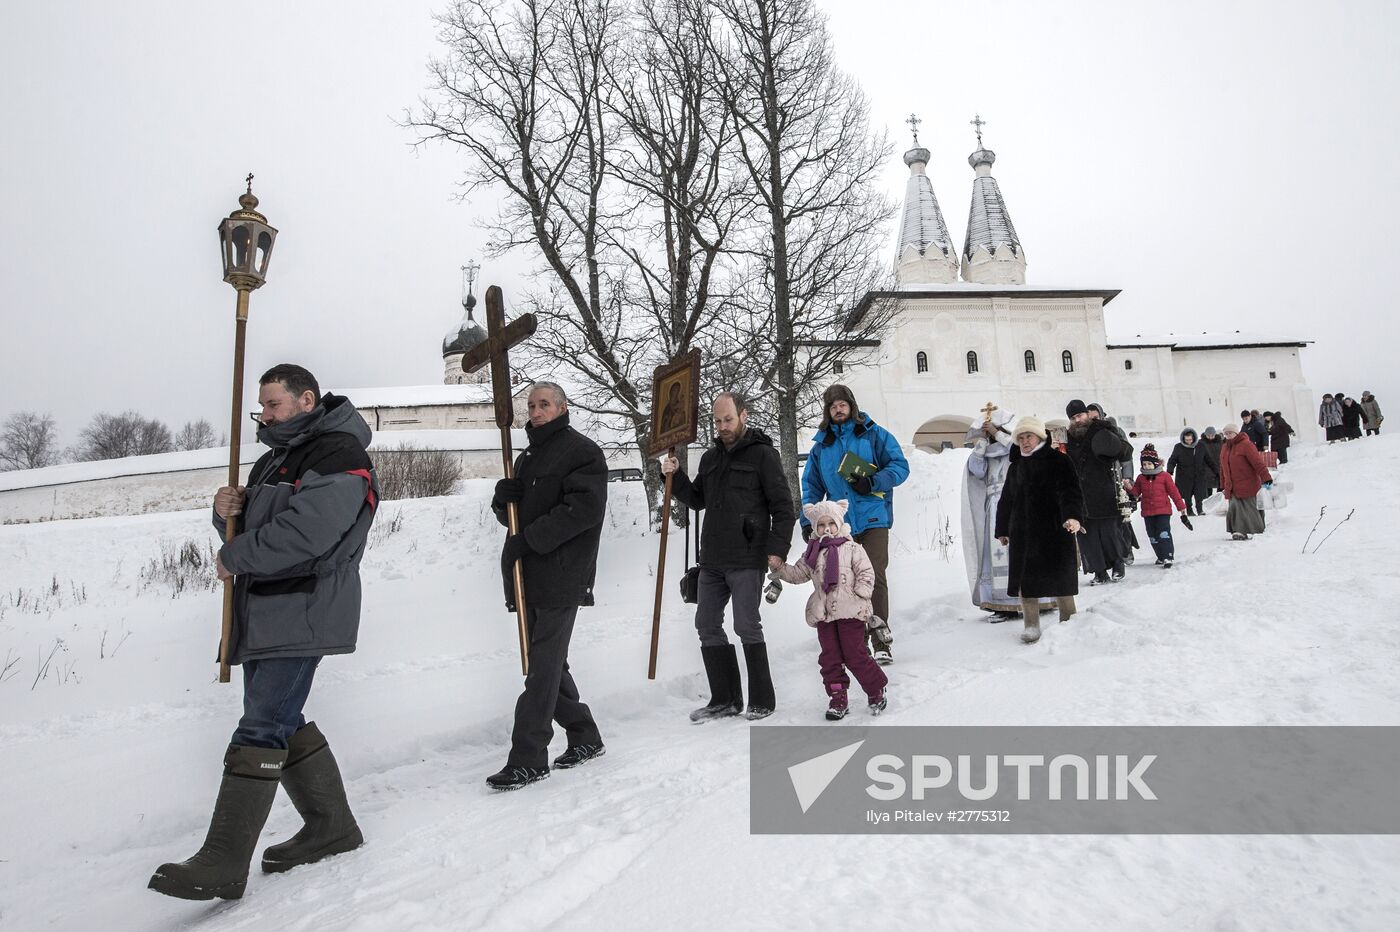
[800, 385, 909, 664]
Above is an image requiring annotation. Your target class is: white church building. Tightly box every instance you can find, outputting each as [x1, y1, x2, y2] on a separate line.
[835, 120, 1316, 451]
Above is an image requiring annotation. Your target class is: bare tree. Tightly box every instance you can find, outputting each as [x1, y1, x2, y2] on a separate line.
[0, 411, 60, 471]
[173, 419, 222, 451]
[713, 0, 896, 498]
[75, 411, 174, 461]
[417, 0, 749, 524]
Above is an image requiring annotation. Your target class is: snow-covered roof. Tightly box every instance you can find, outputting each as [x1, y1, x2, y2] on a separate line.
[334, 384, 528, 409]
[898, 149, 955, 261]
[1108, 331, 1312, 350]
[963, 149, 1022, 261]
[846, 285, 1122, 329]
[0, 429, 528, 492]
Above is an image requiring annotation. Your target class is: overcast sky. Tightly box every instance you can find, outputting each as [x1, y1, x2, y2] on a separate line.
[2, 0, 1395, 448]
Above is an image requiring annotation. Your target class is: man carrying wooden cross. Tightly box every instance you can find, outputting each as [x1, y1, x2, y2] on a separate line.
[486, 381, 608, 790]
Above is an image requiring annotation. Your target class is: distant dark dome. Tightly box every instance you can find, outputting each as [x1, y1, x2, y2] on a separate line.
[442, 292, 487, 357]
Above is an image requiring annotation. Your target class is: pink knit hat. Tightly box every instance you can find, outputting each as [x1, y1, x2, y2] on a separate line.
[802, 499, 852, 537]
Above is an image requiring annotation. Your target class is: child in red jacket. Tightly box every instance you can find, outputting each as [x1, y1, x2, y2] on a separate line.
[1127, 445, 1192, 568]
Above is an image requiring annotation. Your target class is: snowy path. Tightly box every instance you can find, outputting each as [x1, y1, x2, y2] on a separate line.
[1, 439, 1397, 930]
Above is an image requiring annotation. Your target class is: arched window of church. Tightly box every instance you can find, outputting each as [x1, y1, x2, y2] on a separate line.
[834, 361, 844, 375]
[1062, 350, 1074, 373]
[965, 351, 978, 374]
[1024, 350, 1036, 372]
[916, 351, 928, 373]
[1124, 359, 1134, 370]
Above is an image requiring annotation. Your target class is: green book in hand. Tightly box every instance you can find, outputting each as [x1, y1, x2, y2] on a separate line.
[836, 451, 885, 499]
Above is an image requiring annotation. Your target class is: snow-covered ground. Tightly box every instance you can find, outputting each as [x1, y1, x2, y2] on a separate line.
[1, 436, 1397, 930]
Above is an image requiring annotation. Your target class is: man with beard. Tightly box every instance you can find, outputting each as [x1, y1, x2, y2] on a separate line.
[662, 392, 795, 721]
[1065, 399, 1132, 585]
[487, 382, 608, 790]
[150, 364, 378, 900]
[800, 384, 908, 661]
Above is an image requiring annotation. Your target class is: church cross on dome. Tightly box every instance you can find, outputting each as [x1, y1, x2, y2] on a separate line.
[460, 260, 481, 315]
[970, 114, 986, 149]
[906, 113, 922, 146]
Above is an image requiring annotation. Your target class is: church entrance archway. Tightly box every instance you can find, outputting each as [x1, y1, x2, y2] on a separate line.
[913, 415, 973, 453]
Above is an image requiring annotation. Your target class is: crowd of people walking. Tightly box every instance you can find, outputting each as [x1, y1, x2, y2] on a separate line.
[148, 368, 1369, 902]
[1320, 391, 1382, 442]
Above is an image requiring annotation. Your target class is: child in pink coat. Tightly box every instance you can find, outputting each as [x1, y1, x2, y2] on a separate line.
[771, 500, 889, 719]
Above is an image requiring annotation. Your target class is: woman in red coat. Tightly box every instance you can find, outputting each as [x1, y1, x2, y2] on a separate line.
[1219, 424, 1272, 540]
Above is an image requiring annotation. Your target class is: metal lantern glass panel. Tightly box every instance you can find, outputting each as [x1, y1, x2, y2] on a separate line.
[217, 193, 278, 290]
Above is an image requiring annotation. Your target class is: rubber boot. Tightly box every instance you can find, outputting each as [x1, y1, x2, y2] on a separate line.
[742, 642, 776, 720]
[261, 722, 364, 874]
[148, 744, 285, 900]
[1058, 596, 1076, 623]
[1020, 599, 1042, 644]
[690, 644, 744, 722]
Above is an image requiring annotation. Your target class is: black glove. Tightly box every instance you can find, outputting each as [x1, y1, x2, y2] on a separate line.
[501, 534, 533, 568]
[494, 478, 524, 505]
[801, 524, 813, 543]
[1180, 514, 1193, 531]
[849, 475, 873, 496]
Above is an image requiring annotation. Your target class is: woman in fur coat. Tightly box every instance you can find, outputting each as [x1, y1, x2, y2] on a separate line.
[771, 500, 888, 720]
[994, 416, 1085, 645]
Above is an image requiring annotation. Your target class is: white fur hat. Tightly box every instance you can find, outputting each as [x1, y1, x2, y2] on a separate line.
[803, 499, 852, 537]
[1011, 415, 1047, 441]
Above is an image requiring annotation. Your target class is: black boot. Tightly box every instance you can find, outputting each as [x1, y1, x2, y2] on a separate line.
[260, 722, 363, 874]
[149, 745, 285, 900]
[690, 644, 744, 722]
[742, 642, 776, 720]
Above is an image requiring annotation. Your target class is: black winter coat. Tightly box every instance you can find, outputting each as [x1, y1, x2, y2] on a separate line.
[1268, 416, 1294, 451]
[1198, 436, 1223, 487]
[994, 443, 1084, 598]
[1341, 401, 1364, 438]
[493, 413, 608, 609]
[1066, 419, 1130, 519]
[1167, 436, 1216, 500]
[672, 428, 795, 569]
[1243, 418, 1269, 452]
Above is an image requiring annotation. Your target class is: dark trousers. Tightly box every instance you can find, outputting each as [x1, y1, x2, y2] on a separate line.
[1277, 446, 1289, 464]
[1187, 492, 1205, 515]
[1143, 514, 1174, 562]
[854, 527, 891, 649]
[694, 566, 764, 647]
[232, 656, 321, 749]
[817, 619, 887, 699]
[508, 606, 601, 769]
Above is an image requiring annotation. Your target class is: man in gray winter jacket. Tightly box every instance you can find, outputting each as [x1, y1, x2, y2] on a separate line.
[150, 364, 379, 901]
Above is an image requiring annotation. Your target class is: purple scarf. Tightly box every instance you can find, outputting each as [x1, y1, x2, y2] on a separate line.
[802, 535, 848, 593]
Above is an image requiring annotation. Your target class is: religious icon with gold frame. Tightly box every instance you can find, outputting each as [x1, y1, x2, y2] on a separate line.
[648, 350, 701, 456]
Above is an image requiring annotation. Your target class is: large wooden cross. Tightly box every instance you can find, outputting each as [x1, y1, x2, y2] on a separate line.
[461, 285, 537, 675]
[980, 400, 999, 423]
